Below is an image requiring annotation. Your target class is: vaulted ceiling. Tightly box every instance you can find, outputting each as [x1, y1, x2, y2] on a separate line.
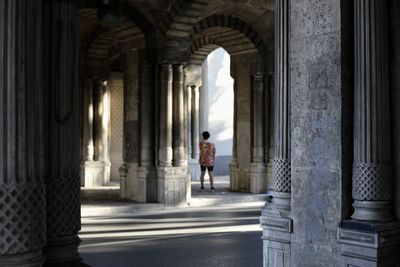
[79, 0, 274, 66]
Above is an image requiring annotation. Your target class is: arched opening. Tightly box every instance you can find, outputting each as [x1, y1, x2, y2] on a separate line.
[186, 20, 271, 198]
[187, 47, 234, 193]
[78, 7, 147, 202]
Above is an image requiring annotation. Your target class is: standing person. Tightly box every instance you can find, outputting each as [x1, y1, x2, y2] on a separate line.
[199, 131, 216, 191]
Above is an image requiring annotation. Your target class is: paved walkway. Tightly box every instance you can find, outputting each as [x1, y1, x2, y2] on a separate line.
[79, 176, 267, 267]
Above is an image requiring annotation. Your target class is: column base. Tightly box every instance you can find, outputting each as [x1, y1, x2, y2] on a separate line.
[138, 166, 157, 203]
[119, 163, 144, 201]
[43, 235, 81, 266]
[351, 200, 393, 222]
[229, 160, 239, 191]
[189, 159, 201, 181]
[338, 220, 400, 266]
[249, 162, 267, 193]
[0, 250, 45, 267]
[260, 197, 292, 267]
[81, 161, 110, 187]
[157, 166, 190, 205]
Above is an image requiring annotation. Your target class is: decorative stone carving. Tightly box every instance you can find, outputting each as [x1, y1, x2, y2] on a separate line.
[0, 183, 46, 254]
[271, 159, 291, 193]
[353, 162, 392, 201]
[46, 176, 80, 236]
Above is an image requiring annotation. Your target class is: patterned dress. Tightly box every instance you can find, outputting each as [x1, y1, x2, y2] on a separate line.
[199, 141, 216, 166]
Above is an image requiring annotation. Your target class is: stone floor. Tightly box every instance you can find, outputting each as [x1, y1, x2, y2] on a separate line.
[79, 176, 267, 267]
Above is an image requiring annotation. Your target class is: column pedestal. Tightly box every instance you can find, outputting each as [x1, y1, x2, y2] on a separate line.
[157, 166, 190, 205]
[138, 166, 157, 202]
[338, 221, 400, 266]
[82, 161, 110, 187]
[229, 160, 239, 191]
[260, 192, 292, 267]
[249, 163, 267, 194]
[189, 159, 201, 181]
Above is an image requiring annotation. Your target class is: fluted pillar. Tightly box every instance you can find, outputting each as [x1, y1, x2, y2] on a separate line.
[191, 85, 200, 160]
[269, 0, 291, 213]
[157, 63, 190, 204]
[0, 1, 46, 265]
[338, 2, 400, 266]
[260, 0, 292, 265]
[159, 64, 173, 167]
[249, 73, 266, 193]
[352, 0, 393, 222]
[43, 0, 81, 265]
[173, 64, 186, 166]
[229, 71, 239, 191]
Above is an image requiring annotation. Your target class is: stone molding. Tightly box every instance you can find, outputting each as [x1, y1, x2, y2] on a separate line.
[338, 221, 400, 266]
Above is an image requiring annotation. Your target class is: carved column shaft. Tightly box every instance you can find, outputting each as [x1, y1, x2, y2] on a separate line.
[352, 0, 393, 222]
[0, 1, 46, 265]
[191, 85, 200, 159]
[252, 73, 265, 163]
[43, 0, 81, 264]
[173, 64, 186, 166]
[271, 0, 291, 204]
[159, 64, 173, 167]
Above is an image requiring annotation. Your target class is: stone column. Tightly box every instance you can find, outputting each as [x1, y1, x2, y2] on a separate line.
[249, 73, 266, 193]
[42, 0, 82, 265]
[338, 1, 400, 265]
[229, 68, 239, 191]
[90, 79, 111, 187]
[260, 0, 292, 265]
[81, 78, 95, 187]
[0, 1, 46, 265]
[157, 63, 190, 205]
[351, 0, 393, 222]
[191, 85, 200, 159]
[82, 79, 94, 162]
[158, 64, 173, 167]
[173, 64, 186, 167]
[186, 85, 192, 159]
[189, 85, 200, 181]
[138, 63, 157, 202]
[120, 51, 142, 201]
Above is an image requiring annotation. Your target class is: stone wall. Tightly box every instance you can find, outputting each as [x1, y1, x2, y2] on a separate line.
[289, 0, 353, 265]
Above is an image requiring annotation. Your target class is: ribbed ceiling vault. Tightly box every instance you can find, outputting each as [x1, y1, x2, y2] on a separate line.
[79, 8, 145, 61]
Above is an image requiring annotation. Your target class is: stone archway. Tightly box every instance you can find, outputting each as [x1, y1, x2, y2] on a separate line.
[184, 16, 271, 194]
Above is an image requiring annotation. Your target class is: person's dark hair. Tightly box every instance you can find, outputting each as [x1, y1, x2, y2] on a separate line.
[202, 131, 210, 139]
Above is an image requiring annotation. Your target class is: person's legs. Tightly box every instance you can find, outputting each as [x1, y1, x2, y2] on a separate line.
[200, 166, 206, 189]
[208, 166, 215, 190]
